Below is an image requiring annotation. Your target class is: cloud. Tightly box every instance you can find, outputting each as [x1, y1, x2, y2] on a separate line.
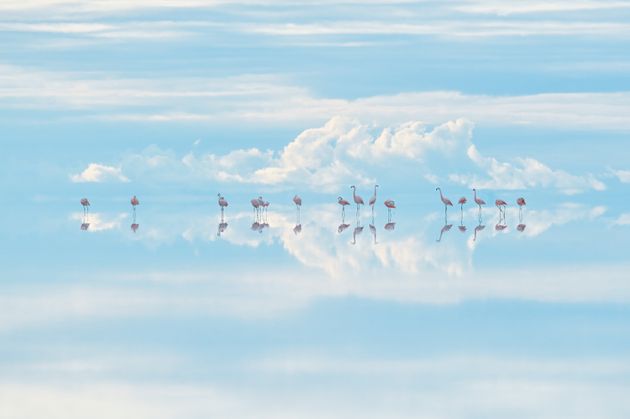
[613, 169, 630, 183]
[448, 144, 607, 193]
[69, 212, 127, 232]
[70, 163, 129, 183]
[3, 64, 630, 131]
[77, 117, 604, 194]
[615, 213, 630, 225]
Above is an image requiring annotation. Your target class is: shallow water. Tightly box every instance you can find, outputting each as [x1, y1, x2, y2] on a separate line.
[2, 187, 630, 418]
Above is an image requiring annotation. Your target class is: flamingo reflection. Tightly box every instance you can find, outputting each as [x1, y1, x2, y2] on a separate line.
[80, 198, 90, 231]
[338, 223, 351, 234]
[351, 220, 363, 245]
[384, 222, 396, 231]
[217, 207, 228, 238]
[293, 223, 302, 235]
[436, 221, 453, 242]
[369, 215, 377, 244]
[473, 220, 485, 242]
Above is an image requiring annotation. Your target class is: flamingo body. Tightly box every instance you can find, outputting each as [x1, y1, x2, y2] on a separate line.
[218, 193, 228, 208]
[517, 197, 526, 207]
[293, 195, 302, 207]
[130, 195, 139, 207]
[338, 197, 350, 207]
[384, 200, 396, 209]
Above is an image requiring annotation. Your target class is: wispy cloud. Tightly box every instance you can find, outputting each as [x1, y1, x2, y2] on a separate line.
[3, 64, 630, 130]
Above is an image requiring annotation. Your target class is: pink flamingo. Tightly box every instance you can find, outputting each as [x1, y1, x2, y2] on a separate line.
[458, 197, 467, 232]
[384, 199, 396, 221]
[369, 184, 379, 214]
[293, 194, 302, 224]
[261, 199, 270, 221]
[338, 196, 350, 219]
[436, 187, 453, 216]
[293, 194, 302, 209]
[472, 188, 486, 218]
[351, 185, 364, 215]
[218, 193, 228, 214]
[495, 199, 508, 215]
[80, 198, 90, 215]
[517, 197, 526, 219]
[251, 197, 261, 218]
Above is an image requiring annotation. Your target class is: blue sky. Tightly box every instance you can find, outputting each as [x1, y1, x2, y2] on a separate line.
[2, 1, 630, 418]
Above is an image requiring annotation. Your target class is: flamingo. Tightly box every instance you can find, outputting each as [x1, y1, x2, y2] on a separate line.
[458, 197, 467, 231]
[293, 223, 302, 235]
[368, 184, 379, 214]
[338, 196, 350, 220]
[293, 194, 302, 224]
[517, 197, 526, 221]
[436, 187, 453, 216]
[472, 188, 486, 219]
[131, 195, 139, 208]
[293, 195, 302, 210]
[495, 199, 508, 216]
[218, 193, 228, 215]
[384, 199, 396, 221]
[80, 198, 90, 215]
[517, 223, 526, 232]
[261, 199, 270, 220]
[350, 185, 364, 215]
[251, 197, 261, 218]
[131, 223, 139, 233]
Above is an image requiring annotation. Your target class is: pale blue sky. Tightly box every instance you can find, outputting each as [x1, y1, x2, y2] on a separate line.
[2, 1, 630, 418]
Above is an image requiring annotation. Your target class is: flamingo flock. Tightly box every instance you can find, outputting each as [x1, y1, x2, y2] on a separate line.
[77, 186, 525, 245]
[434, 187, 527, 241]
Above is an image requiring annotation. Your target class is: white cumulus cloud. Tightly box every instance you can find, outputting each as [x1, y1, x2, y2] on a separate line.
[70, 163, 129, 183]
[85, 117, 604, 194]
